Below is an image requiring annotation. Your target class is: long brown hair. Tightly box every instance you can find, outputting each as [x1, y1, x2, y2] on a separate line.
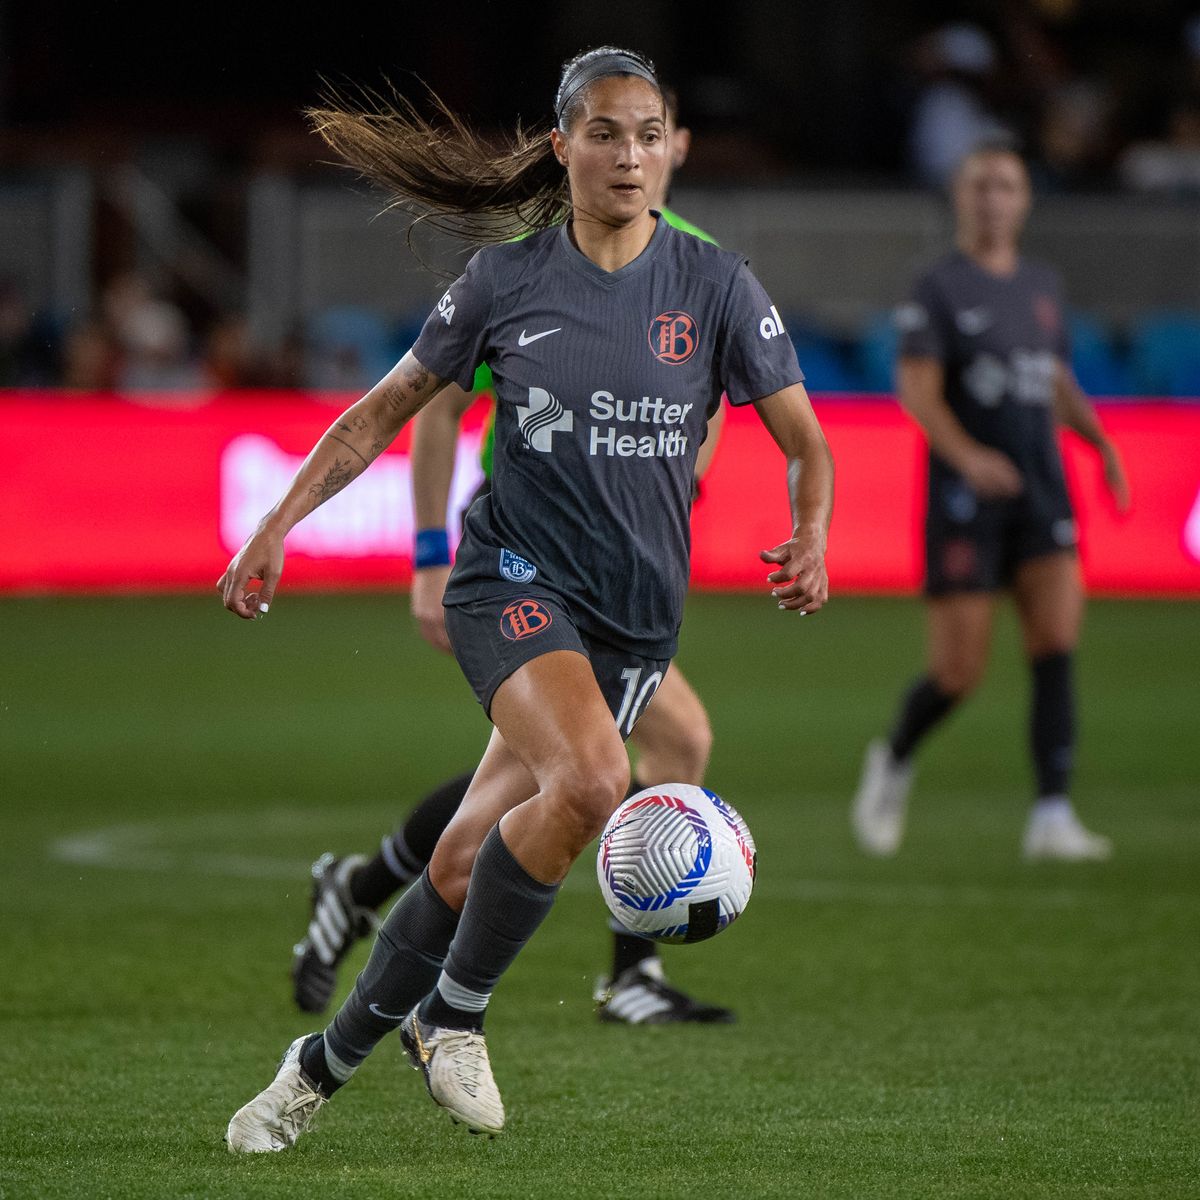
[304, 47, 661, 247]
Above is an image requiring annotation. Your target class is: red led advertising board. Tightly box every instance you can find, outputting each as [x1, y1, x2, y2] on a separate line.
[2, 393, 1198, 595]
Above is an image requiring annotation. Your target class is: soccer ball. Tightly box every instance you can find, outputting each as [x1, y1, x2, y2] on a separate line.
[596, 785, 756, 944]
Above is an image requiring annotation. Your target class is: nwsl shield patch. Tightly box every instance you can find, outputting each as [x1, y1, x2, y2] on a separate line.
[499, 548, 537, 584]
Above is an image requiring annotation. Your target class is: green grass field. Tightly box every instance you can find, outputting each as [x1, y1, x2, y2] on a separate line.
[1, 593, 1197, 1198]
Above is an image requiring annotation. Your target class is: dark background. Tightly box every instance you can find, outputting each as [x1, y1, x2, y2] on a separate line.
[4, 0, 1196, 179]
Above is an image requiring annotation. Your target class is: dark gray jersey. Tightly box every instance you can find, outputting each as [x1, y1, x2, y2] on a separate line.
[412, 215, 804, 656]
[896, 252, 1070, 489]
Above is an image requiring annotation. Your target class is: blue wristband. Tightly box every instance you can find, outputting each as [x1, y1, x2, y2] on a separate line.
[414, 528, 451, 569]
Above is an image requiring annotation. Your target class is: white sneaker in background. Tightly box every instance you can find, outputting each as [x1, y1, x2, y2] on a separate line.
[1022, 798, 1112, 861]
[852, 739, 914, 857]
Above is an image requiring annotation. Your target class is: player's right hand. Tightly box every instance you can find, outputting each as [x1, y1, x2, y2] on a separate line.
[960, 445, 1024, 499]
[217, 526, 285, 621]
[411, 565, 453, 653]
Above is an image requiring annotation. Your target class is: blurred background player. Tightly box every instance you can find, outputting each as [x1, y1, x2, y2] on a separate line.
[852, 140, 1129, 861]
[290, 87, 736, 1026]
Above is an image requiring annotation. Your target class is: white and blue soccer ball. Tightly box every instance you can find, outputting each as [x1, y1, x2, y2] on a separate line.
[597, 784, 757, 944]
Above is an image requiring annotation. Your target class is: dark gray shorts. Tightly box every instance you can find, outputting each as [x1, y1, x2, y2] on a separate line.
[444, 589, 670, 739]
[925, 473, 1076, 596]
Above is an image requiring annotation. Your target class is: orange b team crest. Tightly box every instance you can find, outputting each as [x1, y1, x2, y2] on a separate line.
[648, 311, 699, 364]
[501, 599, 554, 641]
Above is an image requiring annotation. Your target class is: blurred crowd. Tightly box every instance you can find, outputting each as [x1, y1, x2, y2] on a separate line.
[5, 265, 1197, 400]
[3, 5, 1200, 398]
[0, 272, 391, 397]
[904, 12, 1200, 193]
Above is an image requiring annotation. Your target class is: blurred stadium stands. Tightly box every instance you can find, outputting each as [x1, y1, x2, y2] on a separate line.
[2, 2, 1199, 399]
[3, 172, 1197, 396]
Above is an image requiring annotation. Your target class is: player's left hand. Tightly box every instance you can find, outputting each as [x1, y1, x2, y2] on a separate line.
[760, 531, 828, 614]
[217, 524, 285, 621]
[1101, 442, 1131, 514]
[411, 565, 454, 653]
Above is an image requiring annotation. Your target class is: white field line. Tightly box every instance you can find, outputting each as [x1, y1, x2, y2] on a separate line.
[45, 809, 1174, 911]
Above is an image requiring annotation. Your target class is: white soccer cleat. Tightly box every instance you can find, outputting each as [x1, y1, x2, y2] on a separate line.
[1022, 801, 1112, 861]
[226, 1035, 326, 1153]
[852, 738, 914, 857]
[400, 1009, 505, 1135]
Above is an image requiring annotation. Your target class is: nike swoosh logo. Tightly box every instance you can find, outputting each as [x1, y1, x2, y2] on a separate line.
[368, 1003, 408, 1021]
[956, 308, 991, 334]
[518, 327, 562, 346]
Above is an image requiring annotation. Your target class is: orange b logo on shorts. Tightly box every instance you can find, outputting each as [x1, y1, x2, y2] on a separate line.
[501, 599, 554, 641]
[649, 311, 699, 364]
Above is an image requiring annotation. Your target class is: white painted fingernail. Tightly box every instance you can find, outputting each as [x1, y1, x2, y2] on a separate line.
[778, 602, 787, 610]
[258, 602, 270, 614]
[799, 610, 807, 616]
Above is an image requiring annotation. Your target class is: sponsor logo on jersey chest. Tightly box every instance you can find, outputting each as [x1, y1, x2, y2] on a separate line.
[514, 386, 694, 460]
[516, 388, 574, 452]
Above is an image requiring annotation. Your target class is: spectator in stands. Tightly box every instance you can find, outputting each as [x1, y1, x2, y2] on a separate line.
[203, 313, 269, 390]
[1119, 100, 1200, 195]
[0, 276, 60, 387]
[102, 273, 205, 394]
[1034, 81, 1115, 191]
[908, 24, 1012, 188]
[1119, 13, 1200, 195]
[60, 321, 119, 391]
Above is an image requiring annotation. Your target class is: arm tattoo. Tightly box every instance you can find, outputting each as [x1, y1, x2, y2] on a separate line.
[403, 361, 431, 392]
[326, 433, 370, 468]
[308, 458, 357, 504]
[381, 362, 445, 413]
[381, 380, 408, 414]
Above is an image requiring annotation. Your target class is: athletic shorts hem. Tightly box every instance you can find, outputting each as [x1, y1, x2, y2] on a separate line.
[444, 591, 670, 739]
[477, 646, 590, 719]
[924, 543, 1077, 597]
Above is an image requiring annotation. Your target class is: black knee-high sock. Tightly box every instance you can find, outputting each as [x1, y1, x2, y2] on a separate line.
[307, 870, 460, 1092]
[610, 778, 659, 978]
[889, 676, 958, 762]
[349, 772, 474, 909]
[1031, 652, 1074, 799]
[419, 825, 559, 1032]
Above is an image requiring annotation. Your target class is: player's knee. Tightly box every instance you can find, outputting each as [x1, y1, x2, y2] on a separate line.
[547, 750, 630, 840]
[427, 823, 486, 910]
[932, 659, 985, 699]
[1026, 634, 1076, 660]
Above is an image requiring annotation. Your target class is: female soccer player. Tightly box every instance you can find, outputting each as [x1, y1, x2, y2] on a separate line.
[852, 140, 1129, 861]
[290, 92, 737, 1027]
[223, 47, 832, 1149]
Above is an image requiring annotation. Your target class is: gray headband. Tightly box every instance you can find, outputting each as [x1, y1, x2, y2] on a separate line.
[554, 51, 659, 127]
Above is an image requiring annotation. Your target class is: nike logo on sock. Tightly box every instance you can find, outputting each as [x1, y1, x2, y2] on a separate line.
[368, 1002, 408, 1021]
[518, 327, 561, 346]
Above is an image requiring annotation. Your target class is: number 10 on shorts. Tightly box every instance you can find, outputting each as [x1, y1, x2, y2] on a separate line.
[615, 666, 663, 737]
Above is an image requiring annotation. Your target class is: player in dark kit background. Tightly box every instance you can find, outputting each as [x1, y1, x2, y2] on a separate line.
[852, 141, 1129, 862]
[221, 47, 832, 1150]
